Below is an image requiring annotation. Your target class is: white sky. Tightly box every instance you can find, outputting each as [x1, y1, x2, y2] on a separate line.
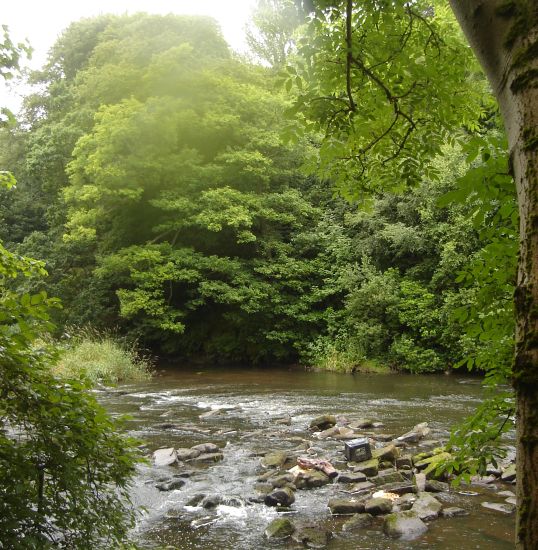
[1, 0, 258, 111]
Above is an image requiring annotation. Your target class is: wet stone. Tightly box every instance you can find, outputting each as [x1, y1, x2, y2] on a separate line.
[309, 414, 337, 431]
[295, 469, 331, 489]
[425, 479, 449, 493]
[152, 447, 177, 467]
[188, 452, 224, 465]
[201, 495, 225, 509]
[342, 513, 374, 531]
[269, 473, 295, 488]
[394, 493, 417, 511]
[155, 478, 185, 492]
[396, 456, 413, 470]
[175, 448, 201, 461]
[261, 451, 293, 469]
[350, 458, 379, 477]
[265, 518, 295, 539]
[328, 498, 365, 515]
[292, 527, 329, 548]
[338, 471, 367, 484]
[265, 487, 295, 507]
[348, 480, 375, 494]
[185, 494, 205, 507]
[371, 470, 405, 486]
[364, 497, 393, 515]
[481, 501, 516, 514]
[372, 444, 399, 463]
[411, 492, 442, 520]
[441, 507, 469, 518]
[379, 481, 417, 496]
[350, 418, 376, 429]
[383, 511, 428, 540]
[191, 442, 220, 454]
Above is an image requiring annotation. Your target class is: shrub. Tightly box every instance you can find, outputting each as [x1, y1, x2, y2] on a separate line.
[53, 330, 152, 385]
[0, 244, 140, 547]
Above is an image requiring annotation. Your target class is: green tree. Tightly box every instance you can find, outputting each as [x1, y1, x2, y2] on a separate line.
[0, 28, 139, 548]
[293, 1, 537, 545]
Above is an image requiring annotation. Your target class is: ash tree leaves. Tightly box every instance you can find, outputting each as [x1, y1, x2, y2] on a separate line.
[284, 1, 487, 198]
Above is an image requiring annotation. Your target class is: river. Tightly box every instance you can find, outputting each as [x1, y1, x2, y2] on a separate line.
[99, 367, 515, 549]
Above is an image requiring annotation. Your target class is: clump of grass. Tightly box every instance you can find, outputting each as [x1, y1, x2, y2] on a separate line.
[313, 347, 390, 374]
[53, 329, 152, 386]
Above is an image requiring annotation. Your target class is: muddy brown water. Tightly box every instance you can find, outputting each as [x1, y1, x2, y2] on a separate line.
[99, 367, 515, 549]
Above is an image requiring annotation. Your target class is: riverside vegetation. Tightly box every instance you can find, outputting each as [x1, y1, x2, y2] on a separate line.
[0, 0, 534, 547]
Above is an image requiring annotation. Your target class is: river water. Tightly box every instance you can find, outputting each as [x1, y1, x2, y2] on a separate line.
[99, 367, 515, 549]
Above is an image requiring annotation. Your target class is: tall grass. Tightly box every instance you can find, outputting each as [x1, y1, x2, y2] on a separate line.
[53, 329, 152, 385]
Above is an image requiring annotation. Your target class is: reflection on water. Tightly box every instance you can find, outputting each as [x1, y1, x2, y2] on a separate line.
[100, 367, 515, 549]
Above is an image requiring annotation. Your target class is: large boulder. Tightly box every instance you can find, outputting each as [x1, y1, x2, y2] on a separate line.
[152, 447, 177, 467]
[265, 518, 295, 539]
[411, 492, 442, 520]
[328, 498, 365, 515]
[383, 511, 428, 540]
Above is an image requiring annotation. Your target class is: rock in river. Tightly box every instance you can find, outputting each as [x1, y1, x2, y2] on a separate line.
[350, 458, 379, 477]
[175, 447, 201, 461]
[265, 518, 295, 539]
[364, 496, 393, 515]
[292, 527, 329, 548]
[152, 447, 177, 467]
[294, 469, 331, 489]
[328, 498, 365, 515]
[155, 478, 185, 492]
[189, 452, 224, 465]
[338, 471, 367, 484]
[481, 501, 516, 514]
[309, 414, 337, 431]
[261, 450, 294, 469]
[264, 487, 295, 507]
[342, 513, 374, 531]
[411, 492, 442, 520]
[383, 511, 428, 540]
[372, 444, 399, 463]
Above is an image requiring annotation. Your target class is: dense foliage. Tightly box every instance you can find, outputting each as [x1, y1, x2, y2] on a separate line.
[0, 213, 139, 547]
[0, 10, 515, 375]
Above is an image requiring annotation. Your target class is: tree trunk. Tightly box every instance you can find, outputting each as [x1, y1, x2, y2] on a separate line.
[449, 1, 538, 548]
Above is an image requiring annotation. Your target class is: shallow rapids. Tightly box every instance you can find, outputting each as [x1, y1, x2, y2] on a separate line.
[98, 367, 515, 549]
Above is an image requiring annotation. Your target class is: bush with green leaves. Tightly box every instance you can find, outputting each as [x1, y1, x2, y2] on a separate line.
[0, 242, 140, 547]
